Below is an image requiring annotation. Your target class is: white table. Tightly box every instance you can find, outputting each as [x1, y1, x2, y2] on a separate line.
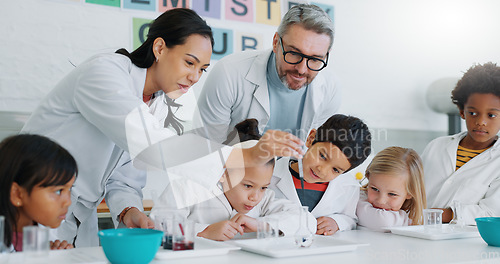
[5, 229, 500, 264]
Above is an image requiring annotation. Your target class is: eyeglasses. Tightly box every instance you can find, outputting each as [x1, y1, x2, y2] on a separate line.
[279, 37, 328, 71]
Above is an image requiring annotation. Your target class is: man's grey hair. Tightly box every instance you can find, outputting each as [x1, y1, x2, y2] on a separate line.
[277, 4, 334, 50]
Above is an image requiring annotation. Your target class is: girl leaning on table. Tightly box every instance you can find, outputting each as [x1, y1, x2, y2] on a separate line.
[0, 134, 77, 252]
[150, 119, 316, 241]
[356, 146, 427, 231]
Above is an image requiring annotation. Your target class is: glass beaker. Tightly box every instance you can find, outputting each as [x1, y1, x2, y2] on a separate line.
[0, 216, 10, 261]
[423, 209, 443, 232]
[172, 218, 195, 251]
[257, 217, 279, 240]
[23, 226, 49, 257]
[449, 200, 465, 230]
[294, 206, 313, 248]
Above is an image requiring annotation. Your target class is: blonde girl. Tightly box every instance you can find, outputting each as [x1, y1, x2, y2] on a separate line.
[356, 146, 426, 231]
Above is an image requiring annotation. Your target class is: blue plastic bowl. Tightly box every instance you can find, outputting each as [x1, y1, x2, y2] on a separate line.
[98, 228, 163, 264]
[475, 217, 500, 247]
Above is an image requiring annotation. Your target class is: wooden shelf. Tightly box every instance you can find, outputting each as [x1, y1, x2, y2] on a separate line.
[97, 200, 154, 213]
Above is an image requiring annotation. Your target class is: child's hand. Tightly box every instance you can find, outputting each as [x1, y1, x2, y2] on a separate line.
[197, 220, 244, 241]
[316, 216, 339, 236]
[50, 240, 73, 250]
[123, 207, 155, 229]
[231, 213, 258, 233]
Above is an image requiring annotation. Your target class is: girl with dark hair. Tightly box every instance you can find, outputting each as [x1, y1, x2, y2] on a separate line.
[0, 134, 77, 251]
[21, 8, 305, 247]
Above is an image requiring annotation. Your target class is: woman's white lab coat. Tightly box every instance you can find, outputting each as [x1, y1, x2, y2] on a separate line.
[268, 157, 359, 231]
[422, 131, 500, 225]
[151, 177, 317, 236]
[21, 53, 230, 246]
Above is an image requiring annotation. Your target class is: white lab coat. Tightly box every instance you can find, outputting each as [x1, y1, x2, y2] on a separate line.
[422, 131, 500, 225]
[268, 157, 359, 232]
[21, 53, 231, 246]
[151, 178, 317, 236]
[193, 49, 341, 143]
[356, 191, 409, 232]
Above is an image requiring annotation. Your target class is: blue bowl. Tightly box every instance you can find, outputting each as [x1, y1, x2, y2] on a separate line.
[98, 228, 163, 264]
[475, 217, 500, 247]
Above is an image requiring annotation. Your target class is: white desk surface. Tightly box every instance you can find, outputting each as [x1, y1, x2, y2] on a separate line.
[5, 229, 500, 264]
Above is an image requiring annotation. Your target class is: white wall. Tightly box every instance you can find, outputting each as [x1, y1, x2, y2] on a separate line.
[2, 0, 500, 131]
[1, 0, 500, 196]
[330, 0, 500, 132]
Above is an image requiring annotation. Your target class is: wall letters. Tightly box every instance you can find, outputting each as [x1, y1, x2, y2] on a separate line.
[212, 28, 234, 60]
[256, 0, 280, 26]
[125, 0, 333, 60]
[192, 0, 221, 19]
[226, 0, 253, 22]
[85, 0, 120, 7]
[124, 0, 155, 11]
[159, 0, 189, 12]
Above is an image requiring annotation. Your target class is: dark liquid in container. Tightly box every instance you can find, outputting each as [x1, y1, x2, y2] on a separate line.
[163, 235, 173, 249]
[173, 241, 194, 251]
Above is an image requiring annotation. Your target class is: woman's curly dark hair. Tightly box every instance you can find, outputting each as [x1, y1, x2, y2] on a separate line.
[452, 62, 500, 111]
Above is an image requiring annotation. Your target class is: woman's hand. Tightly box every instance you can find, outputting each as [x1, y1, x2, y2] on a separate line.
[122, 207, 155, 229]
[316, 216, 339, 236]
[50, 240, 74, 250]
[231, 213, 258, 233]
[197, 220, 244, 241]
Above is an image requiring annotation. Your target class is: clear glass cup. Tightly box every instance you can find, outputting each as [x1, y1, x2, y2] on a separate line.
[0, 216, 10, 261]
[295, 206, 313, 247]
[22, 226, 49, 257]
[257, 217, 279, 240]
[151, 208, 177, 250]
[423, 209, 443, 232]
[172, 219, 195, 251]
[449, 200, 466, 231]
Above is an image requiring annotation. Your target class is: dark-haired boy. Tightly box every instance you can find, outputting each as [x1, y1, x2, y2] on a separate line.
[423, 62, 500, 225]
[269, 114, 372, 235]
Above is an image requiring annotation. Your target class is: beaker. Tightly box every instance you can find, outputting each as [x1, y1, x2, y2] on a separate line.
[294, 206, 313, 247]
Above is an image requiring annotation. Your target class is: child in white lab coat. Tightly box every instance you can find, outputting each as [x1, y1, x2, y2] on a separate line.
[0, 134, 77, 251]
[356, 147, 427, 231]
[269, 114, 372, 235]
[423, 62, 500, 225]
[151, 119, 316, 241]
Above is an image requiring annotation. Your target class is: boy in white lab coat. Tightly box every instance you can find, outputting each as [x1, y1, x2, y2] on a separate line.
[423, 62, 500, 225]
[151, 120, 316, 240]
[269, 114, 372, 235]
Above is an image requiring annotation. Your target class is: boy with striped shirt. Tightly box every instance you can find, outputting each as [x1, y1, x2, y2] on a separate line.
[423, 62, 500, 225]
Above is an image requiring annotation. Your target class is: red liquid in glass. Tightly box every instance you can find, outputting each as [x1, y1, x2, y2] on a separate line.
[173, 241, 194, 251]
